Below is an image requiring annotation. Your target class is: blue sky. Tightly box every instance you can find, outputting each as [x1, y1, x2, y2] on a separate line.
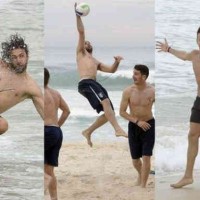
[45, 0, 154, 48]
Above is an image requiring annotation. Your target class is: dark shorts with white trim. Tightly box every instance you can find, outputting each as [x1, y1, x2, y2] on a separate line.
[78, 79, 114, 113]
[190, 96, 200, 123]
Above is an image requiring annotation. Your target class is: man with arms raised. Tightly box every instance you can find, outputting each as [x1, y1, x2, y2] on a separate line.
[0, 34, 43, 134]
[44, 68, 70, 200]
[120, 64, 155, 188]
[156, 27, 200, 188]
[74, 3, 127, 147]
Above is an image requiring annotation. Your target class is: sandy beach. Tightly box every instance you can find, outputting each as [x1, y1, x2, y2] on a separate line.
[156, 173, 200, 200]
[45, 141, 154, 200]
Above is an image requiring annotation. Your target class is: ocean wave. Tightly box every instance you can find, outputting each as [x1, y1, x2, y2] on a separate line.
[156, 125, 200, 175]
[48, 68, 154, 90]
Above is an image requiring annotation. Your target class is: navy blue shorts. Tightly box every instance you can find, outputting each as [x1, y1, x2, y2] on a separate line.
[45, 126, 63, 167]
[190, 96, 200, 123]
[128, 118, 155, 159]
[78, 79, 114, 113]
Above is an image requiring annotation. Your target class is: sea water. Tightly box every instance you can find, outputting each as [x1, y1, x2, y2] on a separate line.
[155, 0, 200, 175]
[45, 46, 154, 142]
[0, 0, 44, 199]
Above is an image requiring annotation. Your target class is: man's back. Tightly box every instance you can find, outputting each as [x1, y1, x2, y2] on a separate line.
[44, 87, 61, 126]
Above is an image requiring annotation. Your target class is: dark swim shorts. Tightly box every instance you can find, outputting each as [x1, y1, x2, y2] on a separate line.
[128, 118, 155, 159]
[190, 96, 200, 123]
[78, 79, 114, 113]
[45, 126, 63, 167]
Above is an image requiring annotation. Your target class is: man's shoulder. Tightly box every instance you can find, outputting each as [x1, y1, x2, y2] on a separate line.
[26, 74, 38, 85]
[123, 84, 135, 93]
[147, 83, 155, 89]
[48, 87, 61, 97]
[146, 83, 155, 94]
[76, 48, 86, 57]
[25, 75, 42, 96]
[77, 50, 94, 59]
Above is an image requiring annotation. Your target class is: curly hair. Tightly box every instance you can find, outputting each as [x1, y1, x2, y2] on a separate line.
[1, 34, 29, 62]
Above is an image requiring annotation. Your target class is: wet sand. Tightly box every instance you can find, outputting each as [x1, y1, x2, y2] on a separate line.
[156, 172, 200, 200]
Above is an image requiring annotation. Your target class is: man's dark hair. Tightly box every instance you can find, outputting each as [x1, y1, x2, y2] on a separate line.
[44, 68, 50, 87]
[197, 27, 200, 35]
[1, 33, 29, 61]
[134, 64, 149, 79]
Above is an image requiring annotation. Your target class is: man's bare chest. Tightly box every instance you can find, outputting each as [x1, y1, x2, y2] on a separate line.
[130, 90, 154, 106]
[0, 72, 27, 97]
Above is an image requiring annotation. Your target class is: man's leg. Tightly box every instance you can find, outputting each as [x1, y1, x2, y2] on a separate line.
[132, 159, 142, 186]
[0, 117, 8, 135]
[44, 171, 52, 194]
[45, 164, 58, 200]
[101, 98, 128, 138]
[171, 122, 200, 188]
[82, 114, 108, 147]
[141, 156, 151, 188]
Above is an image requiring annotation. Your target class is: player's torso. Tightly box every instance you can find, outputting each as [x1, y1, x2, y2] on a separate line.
[0, 67, 29, 113]
[129, 86, 154, 120]
[77, 52, 98, 79]
[44, 88, 59, 125]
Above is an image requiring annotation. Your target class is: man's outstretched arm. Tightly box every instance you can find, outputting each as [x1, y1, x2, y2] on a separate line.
[97, 56, 124, 73]
[75, 3, 85, 54]
[28, 80, 44, 120]
[156, 38, 193, 61]
[32, 88, 44, 120]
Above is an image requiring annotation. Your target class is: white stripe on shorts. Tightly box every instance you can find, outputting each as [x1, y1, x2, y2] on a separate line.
[89, 86, 101, 102]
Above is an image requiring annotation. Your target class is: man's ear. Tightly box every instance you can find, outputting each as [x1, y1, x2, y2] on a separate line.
[142, 75, 146, 80]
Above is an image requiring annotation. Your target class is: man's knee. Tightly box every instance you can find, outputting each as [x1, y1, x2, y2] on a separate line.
[142, 156, 151, 166]
[45, 165, 54, 176]
[0, 118, 8, 135]
[101, 98, 110, 106]
[132, 159, 141, 168]
[188, 132, 199, 142]
[188, 129, 199, 141]
[101, 99, 115, 113]
[189, 123, 200, 139]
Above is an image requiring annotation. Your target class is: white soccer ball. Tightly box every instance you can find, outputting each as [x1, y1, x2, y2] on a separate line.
[75, 3, 90, 17]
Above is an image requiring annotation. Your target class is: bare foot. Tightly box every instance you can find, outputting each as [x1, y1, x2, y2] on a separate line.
[115, 128, 128, 138]
[170, 177, 193, 188]
[82, 130, 93, 147]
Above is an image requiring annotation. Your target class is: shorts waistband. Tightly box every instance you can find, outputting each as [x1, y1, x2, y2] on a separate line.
[45, 125, 60, 128]
[129, 118, 155, 125]
[79, 78, 96, 83]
